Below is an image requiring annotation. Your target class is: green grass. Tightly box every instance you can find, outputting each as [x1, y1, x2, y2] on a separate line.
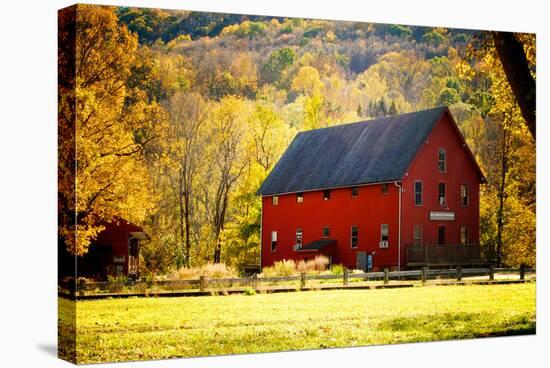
[59, 283, 536, 364]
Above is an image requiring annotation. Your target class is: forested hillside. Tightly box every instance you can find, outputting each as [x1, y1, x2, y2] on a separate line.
[59, 5, 535, 274]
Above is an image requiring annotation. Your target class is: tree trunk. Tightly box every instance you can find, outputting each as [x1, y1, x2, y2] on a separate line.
[492, 32, 536, 140]
[212, 183, 230, 263]
[495, 128, 509, 267]
[184, 192, 191, 267]
[178, 172, 187, 267]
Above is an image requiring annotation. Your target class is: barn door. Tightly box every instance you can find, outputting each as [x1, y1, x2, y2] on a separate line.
[356, 252, 367, 271]
[438, 226, 446, 245]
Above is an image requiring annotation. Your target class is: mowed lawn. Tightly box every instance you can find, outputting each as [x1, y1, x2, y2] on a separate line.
[59, 283, 536, 364]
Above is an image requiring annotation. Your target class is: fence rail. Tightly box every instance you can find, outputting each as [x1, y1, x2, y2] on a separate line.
[58, 266, 535, 299]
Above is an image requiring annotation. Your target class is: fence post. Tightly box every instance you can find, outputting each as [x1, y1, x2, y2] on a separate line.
[489, 266, 495, 281]
[456, 266, 462, 282]
[199, 275, 207, 291]
[520, 264, 526, 280]
[343, 268, 349, 286]
[421, 267, 427, 283]
[384, 268, 389, 285]
[300, 272, 306, 289]
[252, 273, 258, 289]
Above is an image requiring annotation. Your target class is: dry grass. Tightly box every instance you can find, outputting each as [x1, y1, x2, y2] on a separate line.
[170, 263, 237, 280]
[261, 256, 330, 276]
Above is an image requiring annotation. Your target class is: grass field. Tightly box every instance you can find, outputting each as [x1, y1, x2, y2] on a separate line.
[59, 283, 536, 364]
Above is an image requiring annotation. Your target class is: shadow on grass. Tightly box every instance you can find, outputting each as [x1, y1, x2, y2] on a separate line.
[376, 312, 535, 340]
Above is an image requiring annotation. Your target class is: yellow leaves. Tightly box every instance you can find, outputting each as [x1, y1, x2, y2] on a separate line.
[229, 53, 259, 94]
[60, 5, 165, 255]
[154, 53, 194, 96]
[355, 70, 388, 102]
[323, 31, 337, 43]
[456, 59, 474, 81]
[291, 65, 324, 95]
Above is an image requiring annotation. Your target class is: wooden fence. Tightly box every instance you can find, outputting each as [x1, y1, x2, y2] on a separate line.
[58, 266, 535, 299]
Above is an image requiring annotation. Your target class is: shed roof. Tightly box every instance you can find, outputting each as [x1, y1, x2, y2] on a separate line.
[257, 107, 450, 195]
[296, 239, 336, 252]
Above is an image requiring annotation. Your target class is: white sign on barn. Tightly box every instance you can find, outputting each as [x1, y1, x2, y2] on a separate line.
[429, 211, 455, 221]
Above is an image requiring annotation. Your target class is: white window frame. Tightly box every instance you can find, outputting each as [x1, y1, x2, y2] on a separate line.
[460, 183, 469, 207]
[296, 192, 304, 203]
[323, 226, 330, 239]
[380, 224, 389, 242]
[438, 148, 446, 173]
[414, 180, 423, 206]
[351, 225, 358, 248]
[272, 196, 278, 206]
[271, 231, 278, 252]
[438, 182, 446, 207]
[296, 228, 303, 246]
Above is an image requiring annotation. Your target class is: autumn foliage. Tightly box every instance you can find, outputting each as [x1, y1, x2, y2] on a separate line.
[59, 5, 535, 269]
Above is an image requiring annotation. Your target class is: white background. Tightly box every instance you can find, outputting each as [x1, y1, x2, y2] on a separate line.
[0, 0, 547, 366]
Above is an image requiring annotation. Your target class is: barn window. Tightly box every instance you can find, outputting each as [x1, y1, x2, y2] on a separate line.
[381, 183, 389, 194]
[296, 228, 303, 247]
[460, 226, 468, 245]
[323, 226, 330, 238]
[414, 181, 423, 206]
[380, 224, 389, 242]
[438, 182, 446, 207]
[351, 225, 358, 248]
[272, 196, 278, 205]
[413, 225, 422, 247]
[323, 189, 331, 200]
[460, 184, 469, 207]
[351, 187, 359, 197]
[438, 148, 446, 173]
[271, 231, 278, 252]
[296, 192, 304, 203]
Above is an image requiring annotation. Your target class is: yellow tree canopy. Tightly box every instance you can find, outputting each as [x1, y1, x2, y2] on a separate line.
[59, 5, 166, 255]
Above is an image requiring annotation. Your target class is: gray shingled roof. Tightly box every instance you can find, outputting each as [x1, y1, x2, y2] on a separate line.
[257, 107, 448, 196]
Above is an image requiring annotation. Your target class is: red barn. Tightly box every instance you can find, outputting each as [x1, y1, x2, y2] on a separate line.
[76, 218, 149, 280]
[257, 107, 486, 271]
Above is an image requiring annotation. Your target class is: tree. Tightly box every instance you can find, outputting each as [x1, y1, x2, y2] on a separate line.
[249, 104, 291, 171]
[201, 96, 251, 263]
[59, 5, 165, 255]
[492, 32, 536, 140]
[291, 65, 323, 95]
[166, 92, 209, 266]
[476, 43, 536, 267]
[262, 47, 296, 84]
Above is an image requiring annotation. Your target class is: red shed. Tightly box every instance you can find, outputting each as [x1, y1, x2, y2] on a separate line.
[257, 107, 486, 271]
[76, 218, 149, 280]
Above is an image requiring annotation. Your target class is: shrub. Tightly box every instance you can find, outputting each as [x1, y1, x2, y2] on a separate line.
[200, 263, 237, 279]
[261, 259, 296, 276]
[311, 255, 330, 271]
[329, 264, 345, 275]
[170, 263, 237, 280]
[243, 288, 256, 296]
[261, 256, 330, 276]
[296, 260, 307, 273]
[107, 275, 127, 283]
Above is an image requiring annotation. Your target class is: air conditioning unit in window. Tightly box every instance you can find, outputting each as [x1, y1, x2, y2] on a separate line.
[294, 244, 302, 251]
[379, 241, 389, 248]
